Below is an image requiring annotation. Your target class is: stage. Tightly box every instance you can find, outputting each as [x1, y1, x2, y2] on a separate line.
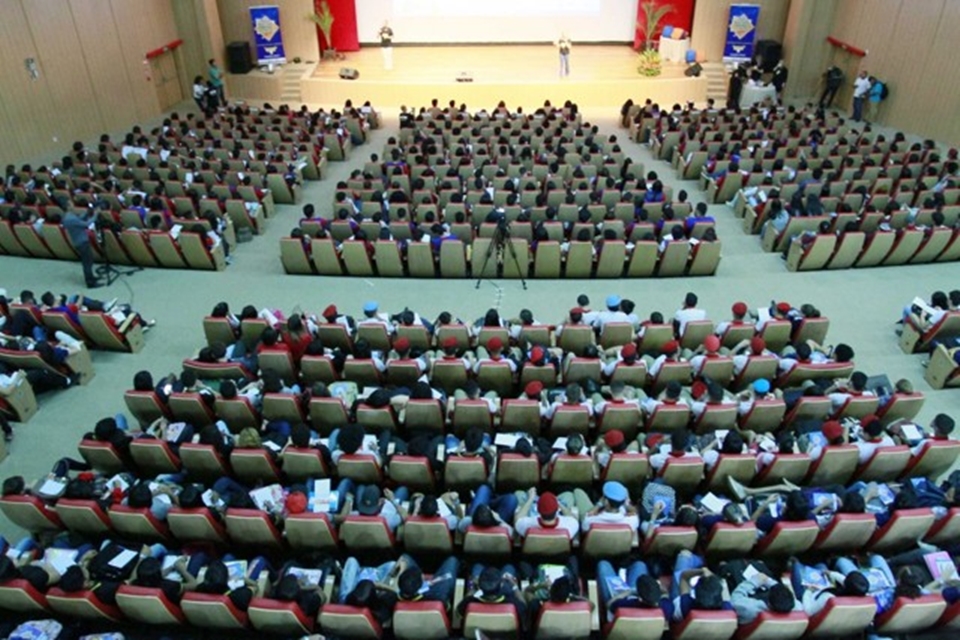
[227, 45, 708, 111]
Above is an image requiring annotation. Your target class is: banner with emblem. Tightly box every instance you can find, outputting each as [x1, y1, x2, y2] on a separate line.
[723, 4, 760, 63]
[250, 5, 286, 64]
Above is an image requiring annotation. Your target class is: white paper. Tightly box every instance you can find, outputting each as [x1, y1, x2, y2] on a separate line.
[287, 566, 324, 585]
[700, 492, 729, 514]
[108, 549, 137, 569]
[44, 548, 78, 575]
[900, 423, 922, 442]
[552, 437, 568, 451]
[249, 484, 284, 511]
[494, 433, 521, 448]
[37, 478, 67, 498]
[225, 560, 247, 590]
[162, 555, 185, 582]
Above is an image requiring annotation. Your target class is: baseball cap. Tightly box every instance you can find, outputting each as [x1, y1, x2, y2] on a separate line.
[602, 481, 628, 503]
[604, 429, 625, 449]
[322, 304, 338, 318]
[704, 335, 720, 352]
[606, 294, 621, 309]
[487, 336, 503, 351]
[538, 492, 559, 517]
[285, 491, 307, 514]
[393, 337, 410, 351]
[753, 379, 771, 394]
[441, 336, 457, 349]
[691, 380, 707, 399]
[530, 346, 545, 363]
[776, 302, 791, 314]
[356, 485, 381, 515]
[750, 337, 766, 354]
[525, 381, 544, 397]
[363, 301, 379, 313]
[822, 420, 843, 442]
[622, 343, 637, 357]
[661, 340, 679, 355]
[732, 302, 748, 316]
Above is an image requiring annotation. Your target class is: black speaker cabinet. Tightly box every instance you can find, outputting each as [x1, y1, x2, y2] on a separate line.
[755, 40, 782, 71]
[339, 67, 359, 80]
[685, 62, 703, 77]
[226, 41, 253, 74]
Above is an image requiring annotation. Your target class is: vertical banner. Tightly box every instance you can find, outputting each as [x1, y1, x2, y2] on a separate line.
[250, 5, 286, 64]
[723, 4, 760, 63]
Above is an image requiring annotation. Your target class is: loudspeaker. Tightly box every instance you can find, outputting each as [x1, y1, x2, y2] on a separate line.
[684, 62, 703, 78]
[339, 67, 359, 80]
[755, 40, 782, 72]
[226, 41, 253, 74]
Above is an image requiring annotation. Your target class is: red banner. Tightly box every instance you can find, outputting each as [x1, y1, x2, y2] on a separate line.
[634, 0, 696, 50]
[315, 0, 359, 53]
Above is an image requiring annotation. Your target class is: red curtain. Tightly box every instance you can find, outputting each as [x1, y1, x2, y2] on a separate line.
[315, 0, 359, 53]
[634, 0, 696, 50]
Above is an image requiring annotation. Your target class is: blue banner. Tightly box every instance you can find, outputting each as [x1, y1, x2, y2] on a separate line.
[250, 5, 286, 64]
[723, 4, 760, 62]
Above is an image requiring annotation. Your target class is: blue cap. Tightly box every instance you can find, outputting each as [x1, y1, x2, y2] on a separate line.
[753, 379, 771, 394]
[602, 481, 628, 503]
[363, 301, 378, 313]
[606, 294, 621, 309]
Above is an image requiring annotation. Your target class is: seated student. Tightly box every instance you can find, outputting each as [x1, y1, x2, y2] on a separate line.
[547, 381, 594, 420]
[832, 553, 927, 615]
[59, 541, 164, 606]
[270, 567, 327, 618]
[335, 483, 408, 533]
[700, 430, 748, 471]
[390, 554, 459, 609]
[641, 380, 689, 416]
[445, 427, 496, 480]
[671, 550, 734, 621]
[888, 413, 955, 457]
[727, 566, 799, 624]
[458, 486, 517, 537]
[524, 559, 591, 620]
[513, 489, 580, 539]
[195, 557, 271, 611]
[408, 492, 461, 530]
[648, 430, 702, 472]
[564, 480, 640, 533]
[899, 290, 950, 332]
[731, 337, 771, 377]
[853, 414, 895, 464]
[644, 340, 684, 380]
[592, 429, 640, 472]
[596, 559, 673, 622]
[131, 556, 198, 603]
[822, 371, 875, 414]
[601, 342, 643, 379]
[715, 302, 753, 340]
[688, 335, 724, 377]
[639, 481, 699, 536]
[125, 480, 182, 522]
[790, 559, 870, 615]
[457, 564, 528, 629]
[592, 381, 641, 416]
[541, 433, 590, 480]
[329, 423, 383, 466]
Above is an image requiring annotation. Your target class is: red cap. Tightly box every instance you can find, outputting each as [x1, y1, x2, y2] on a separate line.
[530, 346, 545, 363]
[441, 336, 457, 349]
[571, 307, 585, 316]
[704, 335, 720, 353]
[822, 420, 843, 442]
[604, 429, 625, 448]
[286, 491, 307, 514]
[77, 472, 95, 482]
[487, 337, 503, 351]
[691, 380, 707, 399]
[621, 343, 637, 357]
[732, 302, 748, 316]
[776, 302, 791, 314]
[322, 304, 338, 318]
[394, 337, 410, 352]
[525, 380, 543, 396]
[538, 492, 559, 516]
[860, 414, 879, 428]
[750, 337, 766, 354]
[662, 340, 679, 355]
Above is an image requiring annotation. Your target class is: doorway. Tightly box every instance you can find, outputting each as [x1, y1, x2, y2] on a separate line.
[151, 49, 184, 111]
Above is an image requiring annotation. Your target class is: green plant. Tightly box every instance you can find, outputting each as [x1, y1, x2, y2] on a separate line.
[638, 49, 663, 76]
[636, 0, 675, 52]
[308, 0, 335, 53]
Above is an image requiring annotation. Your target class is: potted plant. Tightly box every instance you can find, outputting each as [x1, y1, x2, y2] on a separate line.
[309, 0, 335, 60]
[636, 1, 675, 77]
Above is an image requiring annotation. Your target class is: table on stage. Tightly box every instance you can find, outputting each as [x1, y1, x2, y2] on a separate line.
[659, 37, 690, 63]
[740, 82, 777, 108]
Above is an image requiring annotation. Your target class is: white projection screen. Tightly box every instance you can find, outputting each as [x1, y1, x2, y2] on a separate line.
[357, 0, 636, 44]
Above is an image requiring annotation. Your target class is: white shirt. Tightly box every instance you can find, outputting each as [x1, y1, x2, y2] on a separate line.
[853, 76, 872, 98]
[582, 509, 639, 532]
[674, 307, 707, 337]
[855, 435, 895, 464]
[515, 514, 580, 539]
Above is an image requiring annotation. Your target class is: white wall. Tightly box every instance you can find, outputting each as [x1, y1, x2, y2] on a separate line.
[356, 0, 636, 44]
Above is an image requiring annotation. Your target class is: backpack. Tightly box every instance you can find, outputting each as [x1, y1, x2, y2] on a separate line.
[878, 82, 889, 100]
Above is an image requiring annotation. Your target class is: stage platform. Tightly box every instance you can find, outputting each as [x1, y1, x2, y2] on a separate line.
[227, 45, 707, 111]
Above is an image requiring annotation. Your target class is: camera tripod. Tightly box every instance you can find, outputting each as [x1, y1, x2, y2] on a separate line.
[95, 228, 142, 286]
[474, 219, 527, 290]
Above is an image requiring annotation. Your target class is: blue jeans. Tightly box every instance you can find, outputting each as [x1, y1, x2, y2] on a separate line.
[468, 484, 518, 523]
[339, 557, 397, 602]
[559, 53, 570, 76]
[671, 551, 704, 601]
[403, 554, 459, 604]
[597, 560, 649, 606]
[853, 96, 865, 121]
[790, 560, 829, 598]
[835, 554, 895, 585]
[470, 562, 517, 590]
[213, 476, 249, 502]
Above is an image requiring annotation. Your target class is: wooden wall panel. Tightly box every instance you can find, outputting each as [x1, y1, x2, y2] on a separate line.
[109, 0, 179, 121]
[217, 0, 316, 64]
[68, 0, 138, 131]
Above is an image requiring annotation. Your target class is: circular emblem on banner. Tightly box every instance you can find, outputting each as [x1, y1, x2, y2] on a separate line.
[729, 13, 755, 39]
[255, 15, 280, 41]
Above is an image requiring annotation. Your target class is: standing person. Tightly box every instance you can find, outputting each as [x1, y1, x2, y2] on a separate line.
[62, 204, 100, 289]
[208, 59, 225, 104]
[851, 70, 871, 122]
[204, 81, 220, 117]
[192, 76, 206, 113]
[771, 61, 788, 102]
[865, 76, 883, 123]
[379, 21, 394, 71]
[820, 66, 843, 108]
[556, 33, 572, 77]
[727, 67, 745, 109]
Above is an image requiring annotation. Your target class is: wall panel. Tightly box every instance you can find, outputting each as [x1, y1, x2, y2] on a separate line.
[690, 0, 790, 62]
[110, 0, 179, 121]
[217, 0, 316, 63]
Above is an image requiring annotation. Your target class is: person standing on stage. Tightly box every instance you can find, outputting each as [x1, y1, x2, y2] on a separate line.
[379, 21, 394, 71]
[851, 70, 871, 122]
[556, 33, 572, 77]
[772, 61, 788, 102]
